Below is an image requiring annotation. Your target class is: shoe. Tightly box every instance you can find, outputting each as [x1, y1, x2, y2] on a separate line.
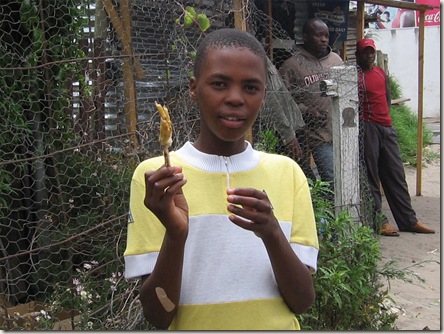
[401, 221, 435, 234]
[379, 223, 400, 237]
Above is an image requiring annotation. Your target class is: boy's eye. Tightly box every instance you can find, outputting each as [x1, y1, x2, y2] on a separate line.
[211, 81, 226, 89]
[245, 85, 259, 92]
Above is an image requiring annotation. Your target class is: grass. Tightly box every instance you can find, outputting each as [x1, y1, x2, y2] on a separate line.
[388, 75, 437, 166]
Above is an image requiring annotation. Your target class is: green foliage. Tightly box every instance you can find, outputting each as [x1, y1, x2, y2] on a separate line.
[301, 212, 397, 330]
[0, 0, 88, 217]
[28, 150, 137, 295]
[173, 5, 211, 78]
[23, 150, 142, 330]
[254, 129, 279, 153]
[388, 76, 434, 166]
[299, 180, 395, 330]
[308, 178, 335, 222]
[391, 105, 433, 166]
[388, 74, 402, 100]
[378, 258, 439, 296]
[175, 6, 210, 32]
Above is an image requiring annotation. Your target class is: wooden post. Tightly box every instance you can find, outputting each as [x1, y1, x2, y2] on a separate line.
[416, 10, 425, 196]
[234, 0, 254, 144]
[376, 50, 389, 75]
[101, 0, 144, 79]
[120, 0, 138, 147]
[233, 0, 246, 31]
[322, 65, 360, 221]
[101, 0, 140, 147]
[356, 0, 365, 41]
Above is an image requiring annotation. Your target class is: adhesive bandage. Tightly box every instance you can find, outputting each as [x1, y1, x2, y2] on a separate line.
[155, 287, 175, 312]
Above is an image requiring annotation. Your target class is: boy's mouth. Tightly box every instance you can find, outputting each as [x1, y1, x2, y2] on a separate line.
[220, 116, 245, 128]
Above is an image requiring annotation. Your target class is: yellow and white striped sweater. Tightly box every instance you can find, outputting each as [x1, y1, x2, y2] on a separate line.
[124, 141, 319, 330]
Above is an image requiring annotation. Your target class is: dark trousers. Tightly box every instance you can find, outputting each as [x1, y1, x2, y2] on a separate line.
[362, 121, 417, 230]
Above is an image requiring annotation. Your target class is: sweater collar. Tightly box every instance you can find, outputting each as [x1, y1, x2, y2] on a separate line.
[297, 45, 333, 61]
[175, 141, 261, 173]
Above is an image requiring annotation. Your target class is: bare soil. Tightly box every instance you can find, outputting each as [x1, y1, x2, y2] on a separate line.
[379, 144, 441, 330]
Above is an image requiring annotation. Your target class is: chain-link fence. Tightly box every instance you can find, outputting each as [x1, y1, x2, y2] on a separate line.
[0, 0, 373, 330]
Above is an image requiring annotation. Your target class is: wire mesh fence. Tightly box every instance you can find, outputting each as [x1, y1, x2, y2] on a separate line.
[0, 0, 373, 330]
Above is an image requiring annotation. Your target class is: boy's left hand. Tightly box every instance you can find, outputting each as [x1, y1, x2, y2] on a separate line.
[226, 188, 279, 239]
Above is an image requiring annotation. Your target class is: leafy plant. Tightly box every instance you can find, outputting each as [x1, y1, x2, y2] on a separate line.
[171, 5, 211, 78]
[388, 75, 434, 166]
[390, 105, 433, 166]
[175, 5, 210, 32]
[298, 179, 430, 330]
[388, 74, 402, 100]
[27, 150, 137, 299]
[254, 129, 279, 153]
[0, 0, 88, 219]
[300, 210, 397, 330]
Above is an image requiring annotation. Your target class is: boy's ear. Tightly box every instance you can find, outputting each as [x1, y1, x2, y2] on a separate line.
[189, 77, 197, 101]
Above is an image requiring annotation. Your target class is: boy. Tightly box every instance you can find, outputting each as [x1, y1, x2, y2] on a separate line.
[124, 28, 319, 330]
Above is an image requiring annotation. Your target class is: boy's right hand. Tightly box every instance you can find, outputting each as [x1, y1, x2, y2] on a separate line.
[144, 166, 189, 237]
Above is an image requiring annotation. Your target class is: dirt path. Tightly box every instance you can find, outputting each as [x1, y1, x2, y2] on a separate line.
[378, 144, 441, 330]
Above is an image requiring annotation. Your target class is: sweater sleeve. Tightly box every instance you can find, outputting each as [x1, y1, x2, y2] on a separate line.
[124, 156, 166, 279]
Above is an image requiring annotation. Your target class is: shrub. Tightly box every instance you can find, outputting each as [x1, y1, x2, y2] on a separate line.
[390, 105, 433, 166]
[388, 75, 434, 166]
[299, 179, 398, 330]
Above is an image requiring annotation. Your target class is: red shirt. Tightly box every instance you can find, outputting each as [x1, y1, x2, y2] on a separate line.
[358, 66, 392, 127]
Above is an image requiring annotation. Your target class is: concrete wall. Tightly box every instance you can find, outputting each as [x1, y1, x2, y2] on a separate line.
[366, 26, 440, 119]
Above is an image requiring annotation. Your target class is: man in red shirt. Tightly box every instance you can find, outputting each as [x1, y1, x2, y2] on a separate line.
[356, 38, 434, 236]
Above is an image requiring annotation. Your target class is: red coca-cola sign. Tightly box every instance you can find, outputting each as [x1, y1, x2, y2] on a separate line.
[415, 0, 440, 26]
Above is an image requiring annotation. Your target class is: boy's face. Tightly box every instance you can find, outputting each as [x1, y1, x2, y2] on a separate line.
[189, 47, 266, 150]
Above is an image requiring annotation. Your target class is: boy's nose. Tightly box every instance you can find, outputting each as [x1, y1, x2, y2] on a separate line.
[226, 88, 244, 105]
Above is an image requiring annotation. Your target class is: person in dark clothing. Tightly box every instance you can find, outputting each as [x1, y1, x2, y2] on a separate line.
[261, 57, 305, 163]
[356, 38, 435, 236]
[281, 18, 342, 184]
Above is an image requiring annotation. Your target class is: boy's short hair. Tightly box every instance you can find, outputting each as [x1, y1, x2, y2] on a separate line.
[193, 28, 267, 78]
